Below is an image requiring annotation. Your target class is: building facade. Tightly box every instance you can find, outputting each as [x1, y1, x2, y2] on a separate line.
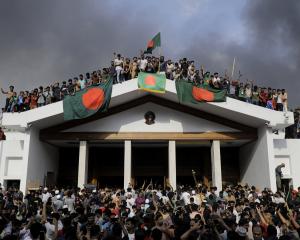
[0, 79, 298, 193]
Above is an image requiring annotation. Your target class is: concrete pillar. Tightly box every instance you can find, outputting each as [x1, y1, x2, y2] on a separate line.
[124, 140, 132, 190]
[168, 141, 177, 190]
[20, 131, 31, 193]
[211, 140, 222, 191]
[78, 141, 89, 189]
[239, 126, 277, 192]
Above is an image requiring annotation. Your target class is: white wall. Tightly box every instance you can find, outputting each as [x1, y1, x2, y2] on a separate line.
[0, 128, 59, 192]
[26, 127, 59, 189]
[274, 139, 300, 188]
[239, 126, 276, 191]
[0, 131, 29, 192]
[65, 102, 238, 133]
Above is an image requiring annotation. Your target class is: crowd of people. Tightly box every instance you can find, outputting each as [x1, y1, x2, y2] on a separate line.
[0, 181, 300, 240]
[1, 53, 288, 113]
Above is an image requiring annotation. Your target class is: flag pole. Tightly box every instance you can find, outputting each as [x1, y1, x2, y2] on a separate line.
[158, 46, 162, 73]
[231, 57, 236, 79]
[158, 32, 161, 73]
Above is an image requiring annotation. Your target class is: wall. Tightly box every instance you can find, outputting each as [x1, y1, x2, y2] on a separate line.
[273, 139, 300, 188]
[26, 127, 59, 190]
[239, 126, 276, 191]
[0, 131, 29, 192]
[65, 102, 238, 133]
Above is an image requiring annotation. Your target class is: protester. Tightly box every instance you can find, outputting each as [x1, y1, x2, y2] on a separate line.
[0, 180, 299, 239]
[1, 53, 289, 115]
[1, 85, 14, 112]
[275, 163, 285, 192]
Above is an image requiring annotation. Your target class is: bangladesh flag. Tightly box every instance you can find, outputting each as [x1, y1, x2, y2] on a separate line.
[144, 32, 161, 54]
[138, 72, 166, 93]
[176, 80, 226, 103]
[63, 77, 113, 120]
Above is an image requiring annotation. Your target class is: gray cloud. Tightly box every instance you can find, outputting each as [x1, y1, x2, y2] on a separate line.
[180, 0, 300, 108]
[0, 0, 299, 108]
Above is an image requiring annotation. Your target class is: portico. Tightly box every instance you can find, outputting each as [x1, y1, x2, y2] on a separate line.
[39, 95, 256, 190]
[75, 138, 223, 190]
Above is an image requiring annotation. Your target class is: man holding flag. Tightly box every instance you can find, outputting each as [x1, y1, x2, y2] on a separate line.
[137, 32, 167, 93]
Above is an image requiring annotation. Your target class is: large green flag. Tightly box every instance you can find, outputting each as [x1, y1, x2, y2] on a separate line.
[176, 80, 226, 103]
[138, 72, 166, 93]
[144, 32, 161, 54]
[63, 77, 113, 120]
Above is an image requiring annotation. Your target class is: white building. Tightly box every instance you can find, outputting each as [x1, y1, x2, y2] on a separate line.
[0, 79, 298, 193]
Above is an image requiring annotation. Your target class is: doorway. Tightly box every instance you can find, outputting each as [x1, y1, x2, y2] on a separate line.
[132, 143, 168, 189]
[89, 144, 124, 188]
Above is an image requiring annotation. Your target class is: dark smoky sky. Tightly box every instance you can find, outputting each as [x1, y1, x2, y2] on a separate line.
[0, 0, 299, 108]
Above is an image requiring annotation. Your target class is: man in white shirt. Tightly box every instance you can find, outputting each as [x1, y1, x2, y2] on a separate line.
[212, 72, 221, 88]
[44, 218, 63, 240]
[41, 188, 52, 203]
[64, 191, 75, 213]
[126, 193, 135, 211]
[114, 53, 124, 83]
[42, 202, 63, 240]
[138, 55, 148, 71]
[181, 189, 191, 205]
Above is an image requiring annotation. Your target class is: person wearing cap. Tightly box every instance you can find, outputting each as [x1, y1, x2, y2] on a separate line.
[144, 198, 150, 211]
[42, 187, 52, 203]
[53, 194, 63, 211]
[51, 190, 60, 201]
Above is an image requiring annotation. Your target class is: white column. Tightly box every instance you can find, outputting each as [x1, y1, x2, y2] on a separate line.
[168, 141, 177, 190]
[20, 131, 31, 193]
[211, 140, 222, 191]
[124, 140, 132, 190]
[78, 141, 89, 189]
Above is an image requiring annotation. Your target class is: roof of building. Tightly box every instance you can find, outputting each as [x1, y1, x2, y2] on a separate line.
[1, 79, 294, 131]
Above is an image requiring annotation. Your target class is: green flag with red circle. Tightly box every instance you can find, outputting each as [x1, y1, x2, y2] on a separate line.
[138, 72, 166, 93]
[175, 80, 226, 103]
[144, 32, 161, 54]
[63, 77, 113, 120]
